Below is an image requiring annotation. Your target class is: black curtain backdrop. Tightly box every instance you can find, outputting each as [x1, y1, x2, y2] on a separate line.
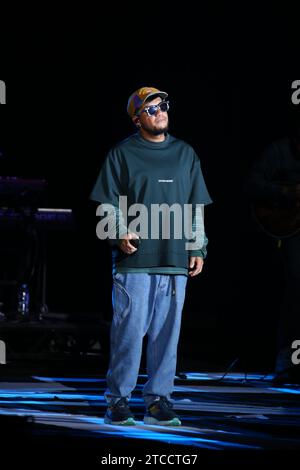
[0, 4, 299, 371]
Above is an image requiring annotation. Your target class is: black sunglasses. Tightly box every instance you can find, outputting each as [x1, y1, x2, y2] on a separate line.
[140, 101, 169, 117]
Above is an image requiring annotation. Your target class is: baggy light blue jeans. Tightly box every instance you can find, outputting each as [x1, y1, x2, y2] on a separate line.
[104, 273, 187, 408]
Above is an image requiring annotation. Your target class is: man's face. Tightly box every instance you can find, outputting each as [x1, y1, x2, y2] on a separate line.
[136, 96, 169, 135]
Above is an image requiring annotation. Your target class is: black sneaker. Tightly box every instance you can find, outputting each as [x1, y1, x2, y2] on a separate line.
[104, 398, 136, 425]
[144, 397, 181, 426]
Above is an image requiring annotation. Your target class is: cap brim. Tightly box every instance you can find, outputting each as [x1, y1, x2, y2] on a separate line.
[142, 91, 168, 105]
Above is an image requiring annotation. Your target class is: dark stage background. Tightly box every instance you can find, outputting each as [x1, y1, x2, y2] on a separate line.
[0, 5, 299, 373]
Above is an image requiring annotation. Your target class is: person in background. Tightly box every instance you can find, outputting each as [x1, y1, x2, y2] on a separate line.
[243, 114, 300, 384]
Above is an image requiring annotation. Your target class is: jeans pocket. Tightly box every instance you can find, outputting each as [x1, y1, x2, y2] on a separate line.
[112, 278, 131, 323]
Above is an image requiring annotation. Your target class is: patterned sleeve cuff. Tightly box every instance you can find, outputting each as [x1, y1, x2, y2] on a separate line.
[188, 249, 206, 259]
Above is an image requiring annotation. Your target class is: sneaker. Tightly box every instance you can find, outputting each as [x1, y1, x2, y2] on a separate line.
[104, 398, 136, 425]
[144, 396, 181, 426]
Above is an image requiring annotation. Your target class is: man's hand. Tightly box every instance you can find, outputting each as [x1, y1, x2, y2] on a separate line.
[118, 232, 139, 255]
[188, 256, 204, 277]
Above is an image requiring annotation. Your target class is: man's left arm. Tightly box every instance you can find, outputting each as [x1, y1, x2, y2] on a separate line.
[188, 232, 208, 277]
[187, 151, 212, 277]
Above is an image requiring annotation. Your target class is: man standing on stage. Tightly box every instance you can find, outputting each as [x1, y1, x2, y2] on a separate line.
[90, 86, 212, 425]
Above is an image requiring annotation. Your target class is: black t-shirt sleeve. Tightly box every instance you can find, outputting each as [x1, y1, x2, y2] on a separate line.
[89, 149, 126, 205]
[189, 152, 213, 205]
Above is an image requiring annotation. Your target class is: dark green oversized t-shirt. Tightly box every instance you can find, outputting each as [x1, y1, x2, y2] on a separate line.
[90, 133, 212, 275]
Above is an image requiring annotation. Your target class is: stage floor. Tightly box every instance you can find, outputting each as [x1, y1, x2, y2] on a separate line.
[0, 371, 300, 466]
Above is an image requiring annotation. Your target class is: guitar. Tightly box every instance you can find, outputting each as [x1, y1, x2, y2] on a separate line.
[251, 181, 300, 239]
